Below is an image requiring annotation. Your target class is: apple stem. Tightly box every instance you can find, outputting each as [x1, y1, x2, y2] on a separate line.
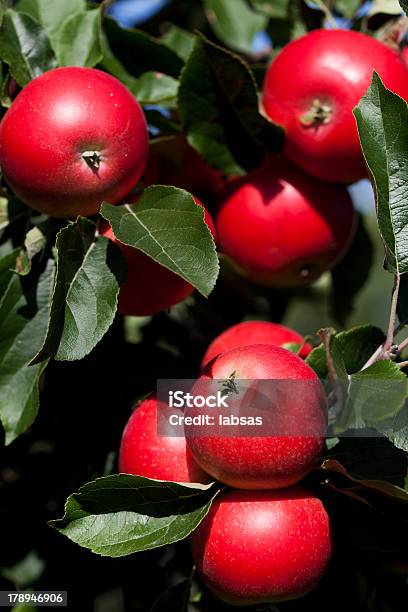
[397, 334, 408, 354]
[220, 371, 239, 398]
[361, 273, 403, 370]
[300, 99, 332, 128]
[82, 150, 102, 172]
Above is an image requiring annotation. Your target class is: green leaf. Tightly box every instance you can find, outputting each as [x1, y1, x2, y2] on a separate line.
[14, 226, 46, 276]
[16, 0, 85, 39]
[0, 248, 20, 294]
[12, 605, 39, 612]
[0, 9, 56, 86]
[330, 215, 374, 324]
[354, 72, 408, 274]
[340, 360, 408, 430]
[161, 26, 195, 62]
[0, 259, 54, 445]
[334, 0, 361, 18]
[104, 16, 183, 79]
[149, 580, 191, 612]
[204, 0, 267, 55]
[376, 400, 408, 452]
[281, 342, 301, 354]
[31, 217, 126, 364]
[51, 475, 219, 557]
[134, 71, 178, 106]
[53, 9, 102, 68]
[250, 0, 289, 18]
[307, 325, 385, 378]
[101, 186, 219, 298]
[178, 35, 284, 175]
[0, 0, 6, 27]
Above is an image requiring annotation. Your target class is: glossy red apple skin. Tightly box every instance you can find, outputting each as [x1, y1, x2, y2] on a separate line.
[119, 396, 211, 483]
[262, 29, 408, 183]
[100, 197, 216, 316]
[0, 67, 148, 218]
[185, 344, 326, 489]
[192, 487, 332, 605]
[201, 320, 312, 368]
[216, 157, 356, 287]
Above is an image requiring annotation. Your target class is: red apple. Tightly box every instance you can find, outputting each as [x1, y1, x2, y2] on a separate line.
[192, 487, 332, 605]
[185, 344, 326, 489]
[262, 29, 408, 183]
[216, 157, 356, 287]
[119, 396, 211, 483]
[0, 67, 148, 218]
[201, 320, 313, 368]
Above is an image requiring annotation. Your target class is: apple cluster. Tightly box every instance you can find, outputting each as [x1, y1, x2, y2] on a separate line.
[119, 321, 331, 605]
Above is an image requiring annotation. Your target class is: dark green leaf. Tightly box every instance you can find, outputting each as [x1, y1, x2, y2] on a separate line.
[354, 72, 408, 274]
[31, 217, 126, 364]
[0, 9, 56, 86]
[314, 459, 408, 552]
[178, 35, 284, 175]
[320, 459, 408, 505]
[53, 9, 102, 68]
[104, 16, 183, 79]
[320, 327, 348, 380]
[161, 26, 195, 62]
[101, 186, 219, 298]
[0, 198, 28, 233]
[0, 259, 54, 445]
[51, 475, 219, 557]
[98, 31, 140, 93]
[307, 325, 385, 378]
[330, 215, 374, 324]
[134, 71, 178, 106]
[399, 0, 408, 13]
[149, 580, 191, 612]
[0, 248, 20, 294]
[326, 436, 407, 486]
[0, 0, 5, 27]
[16, 0, 85, 39]
[204, 0, 267, 55]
